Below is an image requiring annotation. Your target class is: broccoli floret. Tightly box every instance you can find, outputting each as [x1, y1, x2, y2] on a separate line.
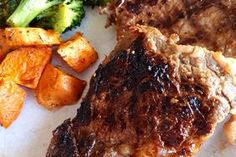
[83, 0, 110, 6]
[0, 0, 21, 27]
[7, 0, 63, 27]
[32, 0, 85, 33]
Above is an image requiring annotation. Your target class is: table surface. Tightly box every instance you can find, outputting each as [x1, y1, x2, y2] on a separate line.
[0, 7, 235, 157]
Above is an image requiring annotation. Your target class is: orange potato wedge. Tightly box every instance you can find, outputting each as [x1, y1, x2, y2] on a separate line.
[5, 27, 61, 47]
[57, 33, 98, 73]
[0, 78, 26, 128]
[36, 64, 86, 110]
[0, 29, 11, 62]
[0, 47, 52, 88]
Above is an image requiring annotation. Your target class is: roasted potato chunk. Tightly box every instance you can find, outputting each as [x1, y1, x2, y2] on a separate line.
[0, 78, 26, 128]
[0, 29, 11, 62]
[5, 27, 61, 47]
[57, 33, 98, 73]
[0, 47, 52, 88]
[36, 64, 86, 110]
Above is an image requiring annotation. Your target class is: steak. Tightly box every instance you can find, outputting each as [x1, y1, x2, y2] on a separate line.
[46, 26, 236, 157]
[103, 0, 236, 57]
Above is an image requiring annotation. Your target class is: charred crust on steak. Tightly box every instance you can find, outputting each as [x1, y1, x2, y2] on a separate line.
[47, 26, 236, 157]
[46, 119, 79, 157]
[76, 101, 92, 125]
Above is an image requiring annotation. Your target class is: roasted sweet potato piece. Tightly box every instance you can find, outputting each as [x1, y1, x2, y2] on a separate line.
[0, 78, 26, 128]
[0, 47, 52, 88]
[36, 64, 86, 110]
[5, 27, 61, 47]
[0, 29, 11, 62]
[57, 33, 98, 73]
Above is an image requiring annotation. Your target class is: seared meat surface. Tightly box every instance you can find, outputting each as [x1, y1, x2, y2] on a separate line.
[103, 0, 236, 57]
[46, 26, 236, 157]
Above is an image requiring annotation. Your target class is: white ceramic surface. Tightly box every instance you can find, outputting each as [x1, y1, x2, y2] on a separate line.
[0, 7, 235, 157]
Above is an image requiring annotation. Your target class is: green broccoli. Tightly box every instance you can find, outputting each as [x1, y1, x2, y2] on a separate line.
[7, 0, 64, 27]
[0, 0, 21, 27]
[33, 0, 85, 33]
[83, 0, 110, 6]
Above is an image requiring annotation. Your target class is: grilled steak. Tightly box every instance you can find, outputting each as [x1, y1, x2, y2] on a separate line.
[46, 26, 236, 157]
[103, 0, 236, 57]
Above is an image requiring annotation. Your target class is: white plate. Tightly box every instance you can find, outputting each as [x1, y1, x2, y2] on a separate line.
[0, 7, 235, 157]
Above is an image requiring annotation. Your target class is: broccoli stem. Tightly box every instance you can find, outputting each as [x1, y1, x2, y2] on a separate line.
[7, 0, 62, 27]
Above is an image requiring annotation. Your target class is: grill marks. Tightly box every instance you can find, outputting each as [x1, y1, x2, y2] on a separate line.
[47, 33, 224, 157]
[76, 37, 212, 156]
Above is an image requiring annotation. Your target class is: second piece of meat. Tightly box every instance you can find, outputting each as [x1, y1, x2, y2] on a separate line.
[103, 0, 236, 57]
